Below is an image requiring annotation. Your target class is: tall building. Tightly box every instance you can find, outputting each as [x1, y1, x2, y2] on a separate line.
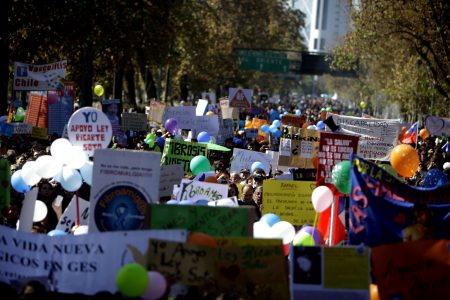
[292, 0, 351, 53]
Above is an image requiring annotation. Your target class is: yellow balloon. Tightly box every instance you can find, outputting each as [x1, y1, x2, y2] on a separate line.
[94, 84, 104, 97]
[360, 101, 366, 109]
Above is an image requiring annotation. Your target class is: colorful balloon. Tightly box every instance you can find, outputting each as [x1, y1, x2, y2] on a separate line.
[197, 131, 211, 143]
[94, 84, 104, 97]
[251, 161, 265, 173]
[261, 124, 269, 133]
[390, 144, 419, 178]
[116, 263, 148, 297]
[331, 161, 351, 194]
[11, 170, 31, 193]
[189, 155, 210, 175]
[419, 128, 429, 140]
[271, 221, 296, 244]
[272, 129, 282, 138]
[164, 118, 178, 135]
[360, 101, 366, 109]
[47, 229, 68, 237]
[141, 271, 168, 300]
[260, 213, 281, 227]
[423, 168, 448, 188]
[311, 186, 333, 213]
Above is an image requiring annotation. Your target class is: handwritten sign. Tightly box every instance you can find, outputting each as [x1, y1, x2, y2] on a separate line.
[193, 115, 220, 137]
[147, 100, 165, 123]
[317, 132, 359, 188]
[159, 164, 184, 198]
[121, 112, 148, 131]
[424, 115, 450, 137]
[162, 106, 196, 130]
[262, 180, 316, 225]
[278, 126, 320, 169]
[230, 148, 272, 175]
[149, 204, 252, 237]
[177, 179, 229, 202]
[67, 107, 112, 157]
[56, 196, 90, 232]
[160, 138, 208, 173]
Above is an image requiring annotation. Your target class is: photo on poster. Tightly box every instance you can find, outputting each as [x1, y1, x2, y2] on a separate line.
[292, 246, 322, 285]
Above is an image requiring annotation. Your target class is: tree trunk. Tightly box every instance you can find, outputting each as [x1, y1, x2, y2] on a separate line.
[0, 0, 10, 115]
[114, 68, 123, 100]
[125, 62, 136, 107]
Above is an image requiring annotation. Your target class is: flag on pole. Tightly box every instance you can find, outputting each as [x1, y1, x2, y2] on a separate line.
[400, 121, 418, 144]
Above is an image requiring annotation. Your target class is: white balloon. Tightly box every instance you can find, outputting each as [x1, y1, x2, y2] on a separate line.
[73, 225, 89, 235]
[311, 186, 334, 213]
[33, 200, 48, 222]
[66, 146, 88, 169]
[60, 167, 83, 192]
[253, 221, 273, 239]
[35, 155, 63, 179]
[270, 221, 296, 244]
[50, 138, 73, 164]
[21, 161, 42, 186]
[79, 161, 93, 185]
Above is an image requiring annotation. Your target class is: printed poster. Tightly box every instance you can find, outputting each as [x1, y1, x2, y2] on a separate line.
[14, 60, 67, 91]
[228, 87, 252, 108]
[89, 149, 162, 232]
[25, 92, 48, 128]
[348, 154, 450, 247]
[329, 113, 401, 161]
[278, 126, 320, 169]
[48, 82, 74, 137]
[160, 138, 208, 173]
[159, 164, 184, 199]
[262, 180, 316, 226]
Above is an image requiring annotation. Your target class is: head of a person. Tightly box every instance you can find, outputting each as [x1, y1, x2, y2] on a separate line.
[239, 168, 250, 181]
[228, 183, 239, 198]
[253, 186, 263, 206]
[229, 172, 240, 184]
[106, 103, 118, 116]
[241, 184, 254, 203]
[412, 203, 431, 226]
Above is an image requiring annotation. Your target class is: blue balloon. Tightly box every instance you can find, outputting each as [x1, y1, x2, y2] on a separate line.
[11, 170, 31, 193]
[307, 125, 318, 130]
[272, 129, 281, 138]
[47, 229, 68, 237]
[197, 131, 211, 143]
[195, 199, 210, 205]
[295, 109, 301, 116]
[423, 169, 448, 188]
[239, 120, 245, 129]
[272, 120, 281, 127]
[166, 200, 179, 205]
[251, 161, 265, 173]
[260, 213, 281, 227]
[316, 121, 325, 130]
[156, 136, 165, 149]
[269, 124, 278, 133]
[261, 124, 269, 133]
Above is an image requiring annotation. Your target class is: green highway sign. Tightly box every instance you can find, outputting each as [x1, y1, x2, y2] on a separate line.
[237, 49, 290, 73]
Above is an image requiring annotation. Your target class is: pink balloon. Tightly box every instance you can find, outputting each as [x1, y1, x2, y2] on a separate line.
[142, 271, 167, 300]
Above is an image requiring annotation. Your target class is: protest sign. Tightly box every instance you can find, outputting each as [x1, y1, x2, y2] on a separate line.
[8, 123, 33, 135]
[348, 154, 450, 247]
[31, 126, 48, 140]
[329, 113, 400, 161]
[196, 99, 209, 116]
[89, 149, 162, 232]
[0, 225, 186, 295]
[202, 91, 216, 104]
[147, 100, 165, 123]
[149, 204, 253, 237]
[229, 88, 252, 108]
[424, 115, 450, 137]
[230, 148, 271, 175]
[56, 195, 90, 233]
[262, 180, 316, 226]
[245, 128, 259, 138]
[221, 107, 240, 120]
[193, 115, 220, 137]
[159, 164, 184, 198]
[121, 112, 148, 131]
[216, 118, 235, 145]
[371, 239, 450, 300]
[25, 92, 48, 128]
[278, 126, 320, 169]
[13, 60, 67, 91]
[291, 245, 370, 300]
[17, 188, 38, 232]
[317, 131, 359, 188]
[281, 114, 307, 128]
[160, 138, 208, 173]
[67, 107, 112, 156]
[177, 179, 229, 202]
[48, 82, 74, 136]
[162, 106, 196, 130]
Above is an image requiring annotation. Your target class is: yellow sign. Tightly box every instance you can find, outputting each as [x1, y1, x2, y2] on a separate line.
[262, 180, 316, 226]
[31, 126, 48, 140]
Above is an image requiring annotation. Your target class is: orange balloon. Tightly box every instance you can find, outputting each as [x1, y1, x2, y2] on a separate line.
[206, 111, 215, 116]
[204, 176, 217, 183]
[419, 128, 429, 140]
[188, 233, 217, 248]
[302, 123, 309, 129]
[245, 120, 252, 128]
[401, 126, 407, 134]
[390, 144, 420, 177]
[370, 284, 380, 300]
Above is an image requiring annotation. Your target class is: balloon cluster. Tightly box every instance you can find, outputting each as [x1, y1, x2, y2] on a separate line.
[253, 213, 296, 250]
[261, 119, 282, 138]
[116, 263, 167, 299]
[11, 138, 93, 193]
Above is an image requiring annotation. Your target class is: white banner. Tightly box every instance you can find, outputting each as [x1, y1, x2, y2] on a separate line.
[229, 148, 272, 175]
[177, 179, 229, 202]
[329, 113, 401, 161]
[0, 225, 187, 295]
[162, 106, 196, 130]
[14, 61, 67, 91]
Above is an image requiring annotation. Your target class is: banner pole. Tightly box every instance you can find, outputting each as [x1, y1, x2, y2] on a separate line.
[328, 194, 337, 246]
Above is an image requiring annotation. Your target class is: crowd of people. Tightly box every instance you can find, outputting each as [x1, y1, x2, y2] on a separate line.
[1, 95, 450, 299]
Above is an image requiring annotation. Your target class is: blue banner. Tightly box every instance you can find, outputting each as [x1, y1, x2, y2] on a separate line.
[348, 154, 450, 247]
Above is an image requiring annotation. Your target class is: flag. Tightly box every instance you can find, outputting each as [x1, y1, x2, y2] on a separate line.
[400, 121, 418, 144]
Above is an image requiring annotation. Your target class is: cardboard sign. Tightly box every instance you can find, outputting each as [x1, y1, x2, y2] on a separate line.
[317, 131, 359, 189]
[56, 196, 90, 233]
[162, 106, 196, 130]
[262, 180, 316, 225]
[159, 164, 184, 198]
[147, 100, 165, 123]
[160, 138, 208, 173]
[25, 92, 48, 128]
[278, 126, 320, 169]
[281, 114, 307, 128]
[371, 240, 450, 300]
[89, 149, 162, 232]
[424, 115, 450, 137]
[121, 112, 148, 131]
[67, 107, 112, 156]
[0, 225, 187, 295]
[229, 88, 252, 108]
[13, 60, 67, 91]
[230, 148, 272, 175]
[329, 113, 401, 161]
[149, 204, 253, 237]
[177, 179, 229, 202]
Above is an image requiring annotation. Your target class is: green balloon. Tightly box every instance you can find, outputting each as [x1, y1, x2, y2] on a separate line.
[293, 232, 315, 246]
[326, 107, 333, 112]
[190, 155, 211, 175]
[146, 133, 156, 141]
[331, 160, 351, 194]
[116, 263, 148, 297]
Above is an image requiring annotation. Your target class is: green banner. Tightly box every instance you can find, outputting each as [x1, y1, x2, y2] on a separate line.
[0, 160, 11, 216]
[161, 138, 208, 173]
[149, 204, 253, 237]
